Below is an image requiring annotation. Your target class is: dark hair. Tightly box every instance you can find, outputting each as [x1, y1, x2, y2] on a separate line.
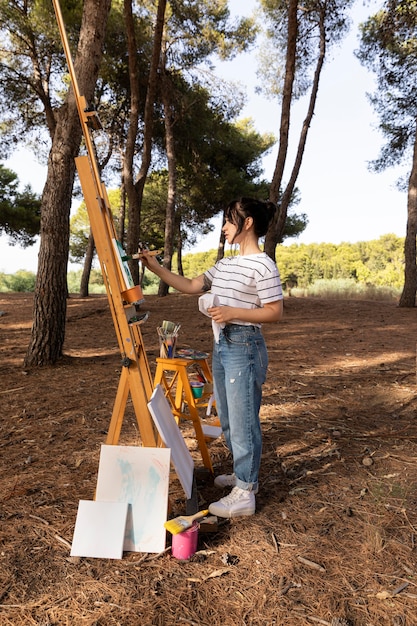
[224, 197, 277, 238]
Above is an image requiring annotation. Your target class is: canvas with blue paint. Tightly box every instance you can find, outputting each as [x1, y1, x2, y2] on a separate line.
[96, 445, 171, 553]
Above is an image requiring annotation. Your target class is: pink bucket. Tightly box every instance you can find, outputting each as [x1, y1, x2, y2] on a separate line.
[171, 522, 199, 560]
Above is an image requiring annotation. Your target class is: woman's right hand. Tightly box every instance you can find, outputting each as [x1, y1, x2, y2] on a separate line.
[138, 250, 160, 273]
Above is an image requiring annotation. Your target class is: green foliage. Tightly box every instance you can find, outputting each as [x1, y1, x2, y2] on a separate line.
[69, 189, 123, 263]
[141, 270, 161, 295]
[258, 0, 354, 100]
[0, 0, 84, 152]
[276, 235, 405, 291]
[0, 270, 36, 292]
[356, 1, 417, 171]
[0, 234, 406, 298]
[181, 250, 220, 276]
[0, 164, 41, 246]
[164, 0, 257, 67]
[66, 267, 160, 295]
[149, 78, 279, 250]
[67, 269, 106, 294]
[69, 106, 281, 261]
[168, 236, 406, 292]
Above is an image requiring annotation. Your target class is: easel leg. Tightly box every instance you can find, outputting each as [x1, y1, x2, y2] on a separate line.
[106, 367, 130, 444]
[185, 473, 199, 515]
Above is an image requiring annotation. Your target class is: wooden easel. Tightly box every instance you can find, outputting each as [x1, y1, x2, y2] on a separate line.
[52, 0, 156, 447]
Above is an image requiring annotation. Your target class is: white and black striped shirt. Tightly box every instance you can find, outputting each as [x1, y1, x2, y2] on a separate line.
[204, 253, 283, 326]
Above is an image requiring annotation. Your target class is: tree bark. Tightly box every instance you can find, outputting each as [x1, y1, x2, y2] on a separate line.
[124, 0, 167, 285]
[158, 71, 177, 297]
[176, 221, 184, 276]
[80, 231, 95, 298]
[265, 0, 298, 260]
[274, 5, 326, 252]
[123, 0, 142, 283]
[24, 0, 111, 366]
[217, 211, 226, 262]
[399, 123, 417, 307]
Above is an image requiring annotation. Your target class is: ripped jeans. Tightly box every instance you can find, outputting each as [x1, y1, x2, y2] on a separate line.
[212, 324, 268, 492]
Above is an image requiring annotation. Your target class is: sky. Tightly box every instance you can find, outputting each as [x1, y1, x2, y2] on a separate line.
[1, 0, 408, 273]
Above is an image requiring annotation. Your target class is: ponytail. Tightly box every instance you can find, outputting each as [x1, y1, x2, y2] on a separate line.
[225, 197, 277, 238]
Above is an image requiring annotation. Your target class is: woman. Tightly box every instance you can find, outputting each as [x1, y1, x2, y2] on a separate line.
[140, 198, 283, 518]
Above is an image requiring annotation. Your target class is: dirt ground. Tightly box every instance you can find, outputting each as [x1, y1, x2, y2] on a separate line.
[1, 292, 417, 626]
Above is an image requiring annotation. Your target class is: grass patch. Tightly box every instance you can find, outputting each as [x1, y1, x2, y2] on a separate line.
[290, 278, 401, 301]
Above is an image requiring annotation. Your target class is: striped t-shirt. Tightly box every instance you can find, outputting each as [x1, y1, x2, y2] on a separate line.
[204, 253, 283, 326]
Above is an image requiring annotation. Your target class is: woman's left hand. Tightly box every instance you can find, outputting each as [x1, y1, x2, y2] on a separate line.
[208, 305, 233, 324]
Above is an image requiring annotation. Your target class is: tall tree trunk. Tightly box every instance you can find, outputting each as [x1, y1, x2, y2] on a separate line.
[265, 0, 298, 261]
[176, 221, 184, 276]
[158, 72, 177, 297]
[24, 0, 111, 366]
[124, 0, 167, 285]
[265, 2, 329, 261]
[399, 123, 417, 307]
[80, 231, 95, 298]
[274, 5, 326, 250]
[217, 211, 226, 262]
[119, 166, 127, 244]
[123, 0, 142, 282]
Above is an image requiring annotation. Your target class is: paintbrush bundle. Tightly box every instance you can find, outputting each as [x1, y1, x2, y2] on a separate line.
[157, 320, 181, 358]
[164, 509, 209, 535]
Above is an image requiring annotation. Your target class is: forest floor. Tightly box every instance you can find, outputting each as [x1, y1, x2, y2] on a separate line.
[1, 292, 417, 626]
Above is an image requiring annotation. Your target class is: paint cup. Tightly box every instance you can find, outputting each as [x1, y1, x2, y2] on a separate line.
[171, 522, 199, 560]
[190, 381, 204, 399]
[121, 285, 144, 304]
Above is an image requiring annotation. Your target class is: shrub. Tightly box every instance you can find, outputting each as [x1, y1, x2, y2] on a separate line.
[0, 270, 36, 292]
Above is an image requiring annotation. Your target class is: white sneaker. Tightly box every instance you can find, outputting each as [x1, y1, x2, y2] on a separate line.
[209, 486, 256, 518]
[214, 473, 259, 494]
[214, 473, 237, 489]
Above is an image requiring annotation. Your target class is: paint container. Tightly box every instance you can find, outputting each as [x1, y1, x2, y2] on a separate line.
[190, 381, 205, 399]
[121, 285, 144, 305]
[171, 522, 199, 560]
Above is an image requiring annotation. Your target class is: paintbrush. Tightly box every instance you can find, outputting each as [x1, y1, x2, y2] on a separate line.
[121, 249, 162, 261]
[164, 509, 209, 535]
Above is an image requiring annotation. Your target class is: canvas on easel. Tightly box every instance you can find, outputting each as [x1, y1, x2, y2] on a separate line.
[112, 238, 135, 288]
[95, 444, 170, 553]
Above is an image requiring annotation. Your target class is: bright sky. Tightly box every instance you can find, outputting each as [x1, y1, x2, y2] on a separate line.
[1, 0, 407, 273]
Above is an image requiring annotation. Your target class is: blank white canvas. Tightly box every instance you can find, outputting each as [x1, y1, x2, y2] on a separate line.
[96, 445, 170, 553]
[70, 500, 128, 559]
[201, 424, 222, 440]
[148, 384, 194, 500]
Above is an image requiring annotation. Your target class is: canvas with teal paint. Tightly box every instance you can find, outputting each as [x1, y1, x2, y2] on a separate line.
[112, 238, 135, 288]
[96, 444, 171, 553]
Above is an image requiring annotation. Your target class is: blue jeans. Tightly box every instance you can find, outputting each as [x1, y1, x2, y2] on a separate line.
[212, 324, 268, 492]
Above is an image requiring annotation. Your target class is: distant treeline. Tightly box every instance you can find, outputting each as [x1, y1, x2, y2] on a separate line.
[0, 234, 405, 295]
[183, 234, 405, 290]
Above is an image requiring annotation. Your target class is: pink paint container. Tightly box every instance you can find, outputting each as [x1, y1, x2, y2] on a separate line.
[171, 522, 199, 560]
